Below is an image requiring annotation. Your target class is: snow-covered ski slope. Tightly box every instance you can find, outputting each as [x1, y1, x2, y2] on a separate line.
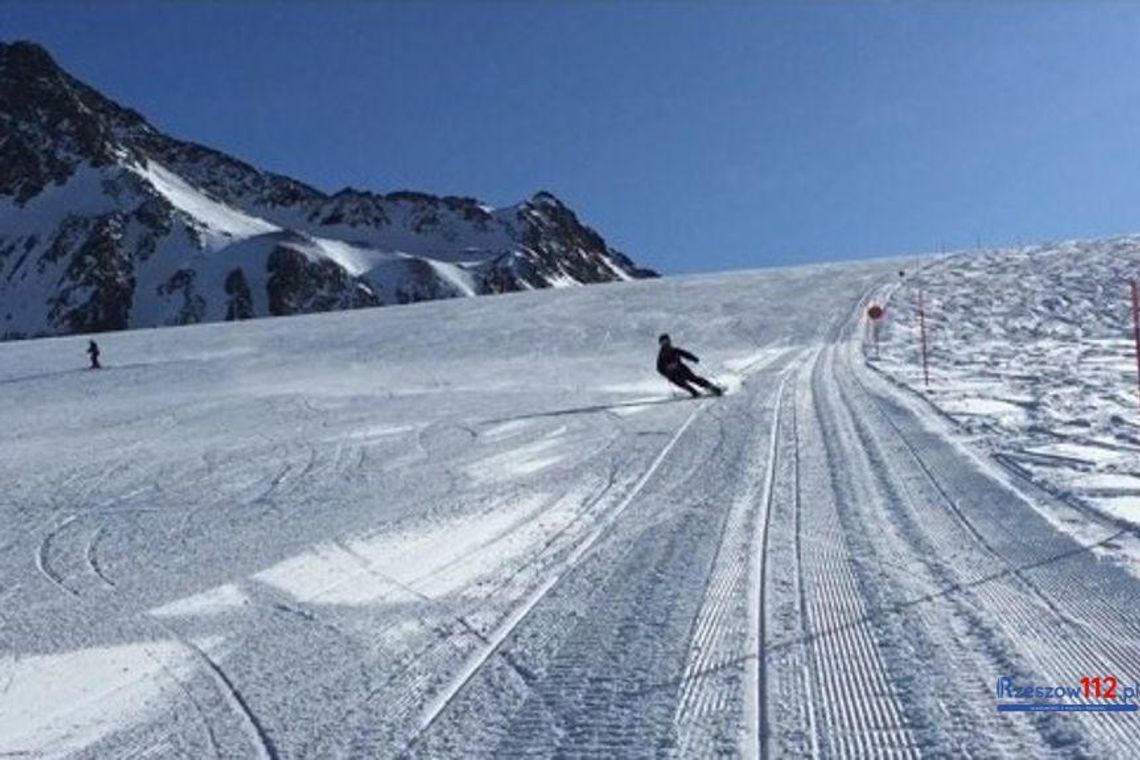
[5, 255, 1140, 757]
[876, 237, 1140, 557]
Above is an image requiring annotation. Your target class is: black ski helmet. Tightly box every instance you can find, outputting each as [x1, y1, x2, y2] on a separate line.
[658, 333, 670, 345]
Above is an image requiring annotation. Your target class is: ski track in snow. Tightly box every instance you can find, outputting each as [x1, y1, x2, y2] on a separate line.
[410, 400, 705, 749]
[6, 260, 1140, 757]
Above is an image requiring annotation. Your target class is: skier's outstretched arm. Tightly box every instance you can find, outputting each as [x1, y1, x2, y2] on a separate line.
[677, 349, 699, 363]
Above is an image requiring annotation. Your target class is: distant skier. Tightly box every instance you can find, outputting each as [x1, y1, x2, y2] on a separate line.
[87, 340, 101, 370]
[656, 334, 722, 398]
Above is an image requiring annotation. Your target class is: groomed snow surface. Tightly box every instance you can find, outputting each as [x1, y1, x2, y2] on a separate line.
[5, 256, 1140, 757]
[874, 238, 1140, 570]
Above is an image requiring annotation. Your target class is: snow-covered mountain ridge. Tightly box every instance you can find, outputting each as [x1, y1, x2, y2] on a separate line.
[0, 40, 655, 340]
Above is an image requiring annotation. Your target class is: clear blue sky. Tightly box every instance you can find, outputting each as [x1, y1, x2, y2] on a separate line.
[3, 1, 1139, 274]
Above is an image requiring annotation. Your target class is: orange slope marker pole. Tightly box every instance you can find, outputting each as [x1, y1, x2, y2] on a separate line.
[919, 289, 930, 388]
[1132, 280, 1140, 407]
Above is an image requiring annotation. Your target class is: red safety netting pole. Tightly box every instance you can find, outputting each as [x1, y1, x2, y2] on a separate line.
[866, 305, 885, 360]
[1131, 279, 1140, 407]
[919, 288, 930, 388]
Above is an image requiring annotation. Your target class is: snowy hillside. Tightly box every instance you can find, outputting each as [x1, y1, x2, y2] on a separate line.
[874, 236, 1140, 536]
[7, 256, 1140, 757]
[0, 40, 654, 341]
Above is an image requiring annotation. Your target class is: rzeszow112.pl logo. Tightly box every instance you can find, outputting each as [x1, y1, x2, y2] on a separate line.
[996, 676, 1139, 713]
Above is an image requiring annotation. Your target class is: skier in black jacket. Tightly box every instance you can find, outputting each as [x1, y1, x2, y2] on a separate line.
[656, 334, 722, 398]
[87, 340, 101, 370]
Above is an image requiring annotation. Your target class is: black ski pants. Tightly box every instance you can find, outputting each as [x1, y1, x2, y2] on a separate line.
[663, 365, 715, 397]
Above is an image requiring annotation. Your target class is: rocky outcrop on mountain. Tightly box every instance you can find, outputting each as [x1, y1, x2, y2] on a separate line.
[0, 40, 656, 340]
[264, 245, 380, 317]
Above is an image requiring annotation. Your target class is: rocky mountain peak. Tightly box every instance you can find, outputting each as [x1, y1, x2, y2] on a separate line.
[529, 190, 565, 207]
[0, 40, 55, 73]
[0, 40, 150, 203]
[0, 39, 657, 341]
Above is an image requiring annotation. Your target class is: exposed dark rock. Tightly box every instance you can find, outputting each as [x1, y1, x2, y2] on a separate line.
[157, 268, 206, 325]
[224, 268, 254, 321]
[46, 213, 135, 333]
[266, 246, 379, 316]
